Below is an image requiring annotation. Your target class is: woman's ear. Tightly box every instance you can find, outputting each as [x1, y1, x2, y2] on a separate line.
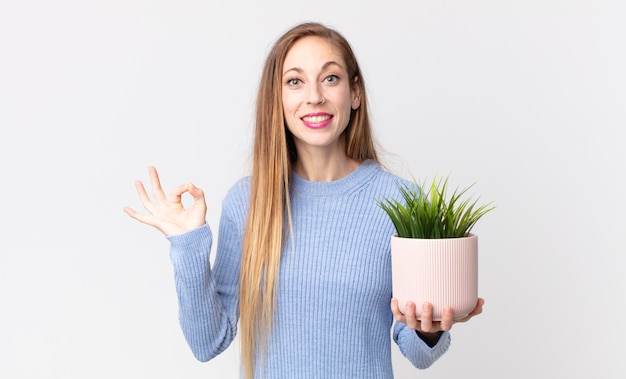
[351, 76, 361, 110]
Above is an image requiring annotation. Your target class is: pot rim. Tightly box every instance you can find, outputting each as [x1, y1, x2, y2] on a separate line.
[391, 233, 477, 240]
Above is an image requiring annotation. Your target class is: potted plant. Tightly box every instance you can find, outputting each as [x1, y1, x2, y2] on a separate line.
[378, 175, 494, 320]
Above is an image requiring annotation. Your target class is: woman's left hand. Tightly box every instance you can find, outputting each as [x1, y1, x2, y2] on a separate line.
[390, 297, 484, 333]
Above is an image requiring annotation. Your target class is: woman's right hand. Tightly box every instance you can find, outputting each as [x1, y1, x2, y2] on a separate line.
[123, 166, 207, 237]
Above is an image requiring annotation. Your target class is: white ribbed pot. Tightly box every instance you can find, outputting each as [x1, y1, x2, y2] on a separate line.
[391, 233, 478, 321]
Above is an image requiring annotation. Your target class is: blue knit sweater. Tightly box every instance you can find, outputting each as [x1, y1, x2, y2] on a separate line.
[167, 160, 451, 378]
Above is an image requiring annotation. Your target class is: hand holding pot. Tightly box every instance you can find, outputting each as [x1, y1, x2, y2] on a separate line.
[391, 297, 484, 333]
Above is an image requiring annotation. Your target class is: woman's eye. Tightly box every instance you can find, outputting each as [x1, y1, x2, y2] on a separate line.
[324, 75, 338, 83]
[286, 78, 301, 86]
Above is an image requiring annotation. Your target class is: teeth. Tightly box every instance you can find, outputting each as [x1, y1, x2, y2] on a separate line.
[303, 115, 330, 123]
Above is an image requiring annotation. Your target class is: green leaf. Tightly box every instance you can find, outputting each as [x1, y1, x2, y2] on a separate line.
[377, 175, 495, 239]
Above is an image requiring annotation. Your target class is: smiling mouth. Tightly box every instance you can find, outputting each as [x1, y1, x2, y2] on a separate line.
[301, 115, 332, 123]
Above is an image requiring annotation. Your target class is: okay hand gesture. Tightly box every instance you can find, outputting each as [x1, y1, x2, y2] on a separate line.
[123, 166, 207, 236]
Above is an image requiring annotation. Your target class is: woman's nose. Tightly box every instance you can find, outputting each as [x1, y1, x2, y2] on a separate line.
[306, 85, 324, 105]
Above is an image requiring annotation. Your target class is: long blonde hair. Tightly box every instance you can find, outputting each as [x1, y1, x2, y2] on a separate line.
[239, 22, 378, 378]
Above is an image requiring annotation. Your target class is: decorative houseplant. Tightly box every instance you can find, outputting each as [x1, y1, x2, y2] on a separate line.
[378, 175, 494, 320]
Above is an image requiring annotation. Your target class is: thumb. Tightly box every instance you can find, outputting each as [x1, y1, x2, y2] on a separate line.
[187, 182, 205, 201]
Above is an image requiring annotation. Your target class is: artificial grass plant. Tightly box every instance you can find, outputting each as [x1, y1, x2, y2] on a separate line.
[378, 175, 494, 239]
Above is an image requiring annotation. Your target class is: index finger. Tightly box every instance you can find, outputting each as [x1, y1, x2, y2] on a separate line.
[390, 298, 407, 323]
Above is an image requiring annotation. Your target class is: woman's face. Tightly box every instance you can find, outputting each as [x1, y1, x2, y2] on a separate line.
[281, 36, 361, 157]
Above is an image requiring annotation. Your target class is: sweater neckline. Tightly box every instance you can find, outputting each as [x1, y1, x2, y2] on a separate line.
[290, 159, 379, 197]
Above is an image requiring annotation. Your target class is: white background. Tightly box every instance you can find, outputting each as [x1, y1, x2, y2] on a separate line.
[1, 1, 625, 378]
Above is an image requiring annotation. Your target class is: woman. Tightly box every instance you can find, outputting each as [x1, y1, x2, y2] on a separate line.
[124, 22, 483, 379]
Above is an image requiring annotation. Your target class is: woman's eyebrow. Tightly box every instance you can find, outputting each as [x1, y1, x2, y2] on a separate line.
[282, 61, 344, 76]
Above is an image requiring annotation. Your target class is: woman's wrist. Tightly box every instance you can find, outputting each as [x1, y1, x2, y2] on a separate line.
[415, 330, 444, 348]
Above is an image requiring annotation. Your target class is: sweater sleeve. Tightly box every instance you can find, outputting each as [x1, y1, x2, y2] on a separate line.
[393, 321, 451, 369]
[167, 219, 241, 362]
